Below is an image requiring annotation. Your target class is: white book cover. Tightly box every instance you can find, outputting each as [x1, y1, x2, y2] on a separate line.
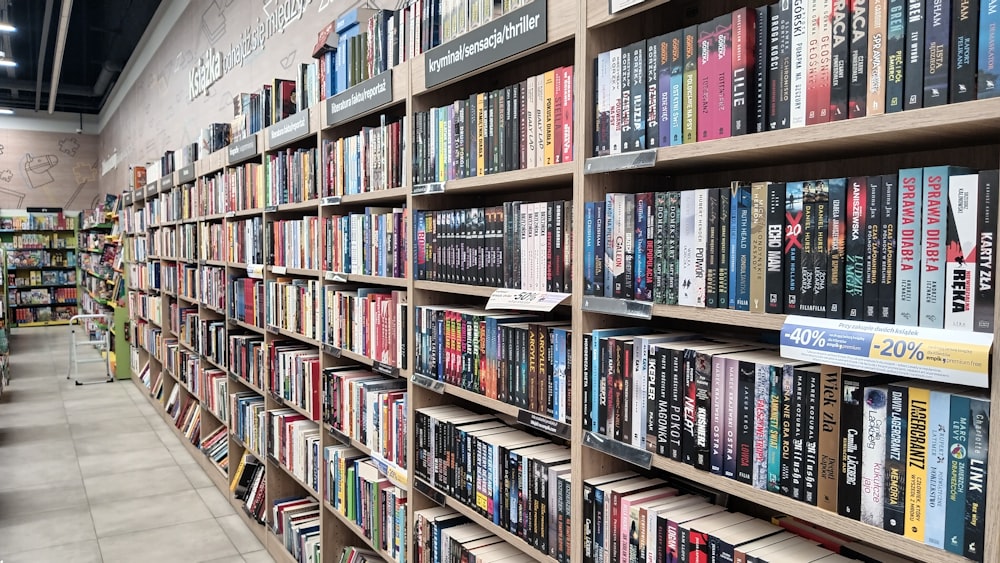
[678, 190, 698, 306]
[944, 173, 979, 331]
[611, 194, 627, 297]
[527, 74, 537, 168]
[860, 385, 888, 527]
[609, 48, 623, 155]
[692, 188, 708, 306]
[924, 388, 950, 548]
[520, 203, 528, 289]
[535, 72, 545, 168]
[895, 168, 923, 325]
[789, 0, 808, 128]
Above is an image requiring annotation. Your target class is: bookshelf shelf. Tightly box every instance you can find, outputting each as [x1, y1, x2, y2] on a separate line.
[323, 501, 401, 563]
[202, 353, 227, 375]
[267, 266, 319, 277]
[266, 455, 321, 501]
[266, 530, 299, 563]
[229, 430, 264, 462]
[229, 208, 263, 219]
[269, 391, 317, 422]
[326, 425, 409, 486]
[412, 478, 558, 563]
[437, 161, 575, 195]
[336, 186, 409, 206]
[177, 294, 198, 305]
[229, 319, 265, 335]
[413, 280, 497, 297]
[204, 259, 226, 267]
[336, 273, 407, 287]
[646, 303, 788, 331]
[269, 325, 323, 348]
[228, 372, 267, 398]
[9, 301, 78, 308]
[270, 199, 319, 213]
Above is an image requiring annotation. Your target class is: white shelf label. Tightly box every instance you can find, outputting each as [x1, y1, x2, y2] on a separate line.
[486, 288, 569, 312]
[321, 196, 341, 206]
[779, 316, 993, 388]
[247, 264, 264, 279]
[324, 271, 349, 282]
[271, 266, 287, 275]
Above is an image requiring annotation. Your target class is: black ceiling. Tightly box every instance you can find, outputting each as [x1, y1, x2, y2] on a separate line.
[0, 0, 162, 115]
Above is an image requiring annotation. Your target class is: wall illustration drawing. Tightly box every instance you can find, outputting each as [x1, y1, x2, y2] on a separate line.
[0, 130, 100, 210]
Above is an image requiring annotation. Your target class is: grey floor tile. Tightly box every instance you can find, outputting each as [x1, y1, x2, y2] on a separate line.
[197, 486, 236, 517]
[0, 438, 78, 467]
[69, 415, 152, 438]
[0, 479, 87, 518]
[241, 550, 277, 563]
[0, 505, 96, 554]
[66, 403, 145, 424]
[216, 514, 265, 554]
[200, 556, 245, 563]
[182, 462, 217, 489]
[0, 421, 72, 447]
[99, 519, 239, 563]
[2, 539, 103, 563]
[166, 440, 199, 466]
[91, 489, 214, 537]
[62, 394, 136, 413]
[72, 430, 161, 456]
[77, 443, 176, 478]
[0, 410, 68, 429]
[0, 458, 83, 491]
[85, 464, 193, 505]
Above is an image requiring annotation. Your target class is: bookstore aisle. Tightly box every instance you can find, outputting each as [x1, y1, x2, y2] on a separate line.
[0, 327, 276, 563]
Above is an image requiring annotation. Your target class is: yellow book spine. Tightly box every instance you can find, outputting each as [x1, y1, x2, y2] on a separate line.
[904, 385, 930, 541]
[543, 70, 555, 166]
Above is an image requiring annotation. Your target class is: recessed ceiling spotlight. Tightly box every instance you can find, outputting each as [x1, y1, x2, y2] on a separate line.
[0, 23, 16, 33]
[0, 58, 15, 67]
[0, 109, 14, 115]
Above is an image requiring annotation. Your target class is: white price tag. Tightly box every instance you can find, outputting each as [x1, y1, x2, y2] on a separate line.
[485, 288, 570, 312]
[271, 266, 287, 275]
[324, 271, 348, 282]
[247, 264, 265, 279]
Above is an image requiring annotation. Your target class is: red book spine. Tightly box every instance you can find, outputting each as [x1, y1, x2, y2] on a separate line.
[699, 16, 734, 141]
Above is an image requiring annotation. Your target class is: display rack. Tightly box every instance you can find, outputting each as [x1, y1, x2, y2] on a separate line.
[78, 196, 128, 379]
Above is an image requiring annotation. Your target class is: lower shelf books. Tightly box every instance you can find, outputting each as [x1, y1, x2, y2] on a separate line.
[413, 306, 571, 422]
[322, 286, 407, 368]
[325, 444, 407, 561]
[269, 217, 323, 270]
[228, 218, 264, 264]
[231, 392, 266, 456]
[231, 277, 265, 327]
[175, 395, 201, 445]
[322, 117, 405, 197]
[266, 277, 322, 340]
[264, 146, 319, 207]
[413, 405, 570, 559]
[323, 367, 407, 468]
[325, 208, 407, 279]
[202, 426, 229, 472]
[268, 341, 321, 421]
[268, 409, 322, 493]
[414, 508, 530, 563]
[272, 497, 321, 563]
[200, 368, 227, 420]
[230, 333, 266, 390]
[414, 201, 573, 292]
[231, 453, 266, 523]
[337, 546, 382, 563]
[199, 266, 226, 311]
[11, 305, 77, 324]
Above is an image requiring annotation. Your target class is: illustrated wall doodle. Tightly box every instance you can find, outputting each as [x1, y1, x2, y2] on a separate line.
[0, 130, 100, 209]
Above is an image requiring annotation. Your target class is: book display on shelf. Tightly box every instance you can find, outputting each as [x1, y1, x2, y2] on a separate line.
[119, 1, 1000, 563]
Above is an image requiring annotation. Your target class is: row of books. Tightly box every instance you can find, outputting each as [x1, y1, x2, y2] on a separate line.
[168, 386, 201, 445]
[326, 208, 408, 278]
[196, 317, 226, 371]
[322, 286, 408, 369]
[336, 547, 383, 563]
[231, 453, 267, 523]
[7, 233, 69, 248]
[594, 1, 1000, 156]
[414, 201, 573, 291]
[10, 306, 77, 324]
[585, 167, 998, 331]
[268, 341, 322, 421]
[158, 183, 196, 223]
[230, 278, 265, 327]
[230, 333, 266, 391]
[268, 217, 325, 270]
[581, 327, 990, 559]
[9, 287, 76, 305]
[230, 79, 297, 142]
[326, 8, 402, 96]
[266, 278, 324, 340]
[272, 497, 321, 563]
[199, 164, 264, 217]
[129, 290, 162, 324]
[7, 250, 76, 268]
[265, 147, 319, 207]
[9, 270, 76, 287]
[268, 409, 322, 493]
[413, 67, 575, 185]
[413, 405, 570, 559]
[228, 218, 265, 264]
[199, 266, 226, 312]
[231, 392, 267, 457]
[134, 322, 163, 359]
[414, 306, 572, 422]
[325, 443, 408, 561]
[0, 213, 77, 230]
[323, 367, 407, 468]
[199, 368, 227, 421]
[201, 426, 229, 472]
[322, 117, 406, 196]
[413, 508, 537, 563]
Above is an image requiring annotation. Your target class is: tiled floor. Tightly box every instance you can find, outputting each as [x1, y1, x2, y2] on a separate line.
[0, 327, 276, 563]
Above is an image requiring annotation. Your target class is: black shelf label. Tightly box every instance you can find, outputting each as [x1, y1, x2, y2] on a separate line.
[412, 182, 445, 196]
[266, 325, 280, 335]
[26, 207, 63, 213]
[517, 410, 571, 439]
[323, 343, 341, 357]
[135, 190, 146, 201]
[146, 182, 159, 197]
[326, 71, 394, 126]
[372, 360, 399, 378]
[581, 296, 653, 319]
[423, 0, 547, 88]
[123, 192, 133, 205]
[178, 165, 195, 184]
[227, 136, 258, 165]
[582, 431, 652, 469]
[411, 373, 445, 394]
[268, 109, 312, 147]
[414, 478, 446, 506]
[584, 149, 658, 174]
[197, 260, 206, 266]
[160, 176, 175, 191]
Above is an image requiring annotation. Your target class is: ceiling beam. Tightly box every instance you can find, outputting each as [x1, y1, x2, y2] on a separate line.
[34, 0, 54, 111]
[46, 0, 73, 114]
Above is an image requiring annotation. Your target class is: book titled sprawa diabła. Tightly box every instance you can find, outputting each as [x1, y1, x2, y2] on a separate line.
[896, 168, 924, 325]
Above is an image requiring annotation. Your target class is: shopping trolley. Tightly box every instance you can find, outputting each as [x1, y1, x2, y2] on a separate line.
[67, 313, 113, 385]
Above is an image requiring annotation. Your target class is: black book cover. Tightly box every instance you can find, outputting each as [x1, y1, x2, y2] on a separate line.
[668, 348, 685, 460]
[553, 201, 564, 293]
[618, 340, 633, 445]
[827, 178, 847, 318]
[597, 337, 611, 435]
[800, 181, 817, 315]
[879, 174, 898, 323]
[718, 187, 732, 310]
[767, 2, 783, 130]
[735, 358, 757, 485]
[630, 42, 647, 150]
[885, 0, 906, 112]
[845, 177, 867, 320]
[923, 0, 951, 106]
[765, 182, 785, 313]
[647, 36, 665, 148]
[802, 367, 820, 506]
[784, 182, 804, 314]
[811, 180, 829, 317]
[964, 396, 989, 561]
[653, 193, 668, 304]
[693, 350, 715, 471]
[652, 346, 670, 455]
[621, 42, 636, 152]
[789, 366, 807, 501]
[682, 347, 699, 465]
[665, 192, 681, 304]
[975, 170, 998, 333]
[849, 0, 870, 118]
[883, 383, 908, 534]
[623, 194, 636, 300]
[950, 0, 978, 103]
[706, 187, 721, 308]
[775, 1, 793, 129]
[753, 5, 768, 133]
[864, 175, 882, 322]
[830, 0, 851, 120]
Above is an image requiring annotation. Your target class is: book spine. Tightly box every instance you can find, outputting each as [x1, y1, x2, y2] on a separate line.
[975, 170, 998, 332]
[817, 366, 840, 512]
[766, 182, 786, 313]
[682, 25, 699, 144]
[753, 6, 768, 133]
[647, 38, 661, 149]
[945, 173, 979, 331]
[884, 383, 908, 535]
[903, 385, 931, 542]
[812, 180, 830, 316]
[657, 35, 672, 148]
[594, 55, 606, 157]
[735, 186, 752, 311]
[608, 194, 622, 298]
[706, 188, 720, 308]
[861, 385, 889, 527]
[668, 349, 685, 460]
[679, 191, 697, 307]
[595, 202, 606, 297]
[789, 0, 808, 128]
[665, 192, 681, 304]
[710, 356, 727, 474]
[630, 45, 647, 151]
[725, 357, 741, 480]
[585, 202, 596, 295]
[734, 359, 755, 483]
[752, 363, 770, 489]
[978, 0, 1000, 98]
[669, 32, 684, 146]
[905, 0, 926, 108]
[767, 365, 783, 494]
[767, 3, 784, 129]
[925, 389, 950, 549]
[610, 50, 622, 154]
[693, 189, 708, 307]
[784, 182, 804, 313]
[864, 176, 882, 322]
[837, 372, 865, 519]
[849, 0, 870, 118]
[789, 367, 808, 501]
[827, 178, 846, 318]
[920, 167, 948, 328]
[732, 7, 752, 136]
[779, 364, 795, 497]
[879, 174, 898, 323]
[944, 393, 970, 555]
[806, 0, 833, 124]
[642, 194, 654, 302]
[750, 183, 767, 313]
[965, 396, 989, 562]
[951, 0, 978, 102]
[623, 194, 636, 300]
[831, 0, 851, 120]
[924, 0, 951, 106]
[718, 187, 732, 310]
[896, 168, 923, 325]
[562, 67, 573, 163]
[653, 192, 668, 304]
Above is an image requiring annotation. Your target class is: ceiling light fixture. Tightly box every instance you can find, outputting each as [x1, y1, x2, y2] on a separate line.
[0, 23, 15, 33]
[0, 109, 13, 115]
[0, 59, 15, 67]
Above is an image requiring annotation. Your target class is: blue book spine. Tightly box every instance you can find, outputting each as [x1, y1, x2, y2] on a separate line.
[594, 203, 606, 297]
[589, 327, 646, 432]
[635, 193, 649, 300]
[895, 168, 923, 325]
[414, 210, 426, 281]
[658, 50, 671, 147]
[669, 32, 684, 146]
[736, 187, 752, 310]
[978, 0, 1000, 98]
[925, 389, 950, 549]
[585, 202, 596, 295]
[553, 328, 567, 422]
[945, 393, 970, 555]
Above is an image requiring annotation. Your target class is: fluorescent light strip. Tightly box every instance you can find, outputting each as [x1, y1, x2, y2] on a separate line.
[0, 23, 15, 33]
[0, 59, 15, 67]
[0, 109, 14, 115]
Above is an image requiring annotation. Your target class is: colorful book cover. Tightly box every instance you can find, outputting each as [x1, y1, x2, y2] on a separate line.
[734, 184, 753, 311]
[827, 178, 847, 318]
[698, 15, 733, 141]
[921, 166, 972, 328]
[904, 0, 926, 108]
[669, 32, 684, 146]
[718, 187, 732, 309]
[801, 179, 817, 315]
[605, 195, 617, 297]
[789, 0, 808, 127]
[896, 168, 924, 325]
[766, 365, 783, 494]
[765, 182, 786, 314]
[849, 0, 870, 117]
[610, 49, 622, 155]
[974, 170, 998, 333]
[678, 190, 699, 307]
[749, 182, 767, 313]
[625, 41, 647, 152]
[879, 174, 898, 323]
[944, 393, 970, 555]
[584, 202, 596, 295]
[752, 362, 772, 490]
[682, 25, 699, 144]
[845, 181, 869, 321]
[653, 193, 668, 304]
[635, 192, 653, 301]
[595, 202, 606, 297]
[731, 7, 754, 136]
[623, 194, 636, 299]
[692, 189, 709, 307]
[945, 173, 979, 331]
[830, 1, 851, 120]
[924, 388, 951, 549]
[811, 180, 831, 316]
[923, 0, 951, 106]
[860, 385, 888, 527]
[783, 181, 804, 313]
[648, 35, 668, 149]
[903, 384, 931, 542]
[706, 188, 721, 308]
[805, 0, 833, 124]
[978, 0, 1000, 98]
[665, 192, 681, 304]
[951, 0, 979, 102]
[885, 0, 906, 112]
